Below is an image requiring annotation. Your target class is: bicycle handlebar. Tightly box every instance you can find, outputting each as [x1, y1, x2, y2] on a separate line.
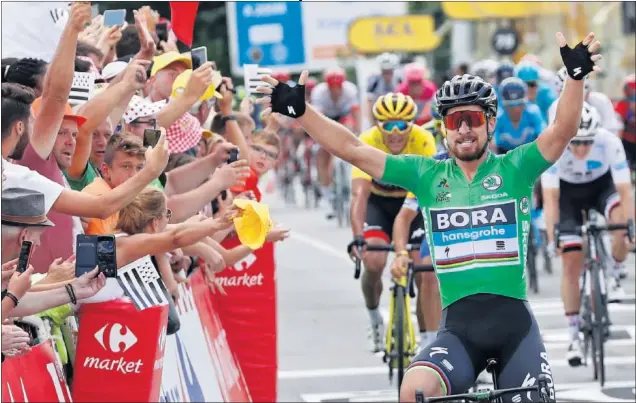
[555, 218, 634, 249]
[415, 374, 550, 403]
[351, 243, 421, 280]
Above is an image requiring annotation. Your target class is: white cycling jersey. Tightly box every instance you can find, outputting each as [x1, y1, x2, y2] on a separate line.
[310, 81, 359, 119]
[541, 127, 632, 188]
[548, 92, 623, 135]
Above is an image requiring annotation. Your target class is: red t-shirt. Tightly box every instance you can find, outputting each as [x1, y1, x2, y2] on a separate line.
[19, 144, 76, 273]
[615, 100, 636, 143]
[230, 167, 262, 202]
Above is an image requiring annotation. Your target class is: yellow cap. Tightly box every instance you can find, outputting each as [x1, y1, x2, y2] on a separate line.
[171, 69, 223, 100]
[232, 199, 273, 250]
[151, 51, 192, 77]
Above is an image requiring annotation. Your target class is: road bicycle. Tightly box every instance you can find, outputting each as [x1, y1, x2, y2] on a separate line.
[555, 211, 634, 387]
[415, 358, 552, 402]
[349, 242, 433, 398]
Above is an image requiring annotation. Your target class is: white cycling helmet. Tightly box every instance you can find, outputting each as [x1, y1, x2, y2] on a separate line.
[573, 102, 601, 140]
[471, 59, 499, 79]
[554, 66, 590, 93]
[377, 52, 400, 71]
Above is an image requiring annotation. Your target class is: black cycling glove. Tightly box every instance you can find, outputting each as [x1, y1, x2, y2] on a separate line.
[270, 80, 306, 118]
[347, 235, 367, 256]
[560, 40, 596, 80]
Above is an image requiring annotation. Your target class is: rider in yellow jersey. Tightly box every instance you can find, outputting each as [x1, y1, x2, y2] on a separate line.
[348, 92, 436, 352]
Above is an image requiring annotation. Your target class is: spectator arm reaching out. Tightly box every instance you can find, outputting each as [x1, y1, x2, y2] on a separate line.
[219, 78, 252, 165]
[67, 80, 139, 179]
[164, 142, 238, 195]
[115, 209, 236, 268]
[30, 3, 91, 159]
[52, 128, 169, 219]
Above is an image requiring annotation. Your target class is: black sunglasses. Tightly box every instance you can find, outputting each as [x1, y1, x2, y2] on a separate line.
[526, 81, 538, 88]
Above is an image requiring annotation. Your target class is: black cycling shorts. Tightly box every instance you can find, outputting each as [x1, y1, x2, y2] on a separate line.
[558, 171, 620, 252]
[364, 193, 424, 244]
[407, 294, 556, 402]
[622, 138, 636, 171]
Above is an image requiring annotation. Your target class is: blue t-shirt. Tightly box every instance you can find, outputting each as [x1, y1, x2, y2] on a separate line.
[494, 103, 546, 152]
[533, 83, 557, 122]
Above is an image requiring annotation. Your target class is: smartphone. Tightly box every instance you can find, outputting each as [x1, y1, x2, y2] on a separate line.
[228, 148, 239, 164]
[191, 46, 207, 70]
[156, 22, 168, 43]
[96, 236, 117, 278]
[103, 9, 127, 27]
[143, 128, 161, 148]
[17, 241, 33, 273]
[76, 235, 97, 277]
[210, 190, 228, 215]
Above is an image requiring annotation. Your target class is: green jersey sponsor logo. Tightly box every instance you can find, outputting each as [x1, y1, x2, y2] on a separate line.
[482, 174, 503, 191]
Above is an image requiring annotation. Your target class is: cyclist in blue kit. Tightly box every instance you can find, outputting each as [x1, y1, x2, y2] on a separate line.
[493, 77, 547, 154]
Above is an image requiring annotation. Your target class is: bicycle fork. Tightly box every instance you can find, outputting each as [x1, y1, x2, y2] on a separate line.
[385, 276, 418, 380]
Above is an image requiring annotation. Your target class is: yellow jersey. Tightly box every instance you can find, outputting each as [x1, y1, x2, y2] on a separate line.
[351, 125, 436, 197]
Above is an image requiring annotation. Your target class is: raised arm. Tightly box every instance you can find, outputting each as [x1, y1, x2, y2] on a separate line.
[52, 129, 169, 219]
[536, 32, 603, 162]
[67, 61, 147, 179]
[30, 3, 91, 159]
[256, 72, 386, 178]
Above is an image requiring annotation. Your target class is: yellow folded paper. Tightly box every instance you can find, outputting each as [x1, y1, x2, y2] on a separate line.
[232, 199, 273, 249]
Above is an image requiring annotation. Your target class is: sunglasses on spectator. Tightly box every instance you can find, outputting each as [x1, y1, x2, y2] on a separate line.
[526, 81, 538, 88]
[570, 139, 594, 147]
[380, 120, 411, 133]
[251, 144, 278, 160]
[443, 110, 487, 130]
[131, 118, 157, 128]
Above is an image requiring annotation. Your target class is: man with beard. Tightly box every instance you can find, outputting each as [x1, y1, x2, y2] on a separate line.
[256, 32, 604, 402]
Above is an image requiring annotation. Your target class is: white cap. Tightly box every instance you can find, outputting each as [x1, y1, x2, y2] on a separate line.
[102, 61, 128, 81]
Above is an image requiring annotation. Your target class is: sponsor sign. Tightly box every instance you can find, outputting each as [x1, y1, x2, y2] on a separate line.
[347, 15, 441, 53]
[72, 300, 168, 402]
[2, 341, 72, 403]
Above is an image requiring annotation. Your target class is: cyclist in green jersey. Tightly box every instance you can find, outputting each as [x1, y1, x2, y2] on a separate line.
[255, 32, 602, 402]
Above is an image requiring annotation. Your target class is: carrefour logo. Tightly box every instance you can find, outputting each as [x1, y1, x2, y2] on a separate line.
[430, 201, 517, 232]
[94, 323, 138, 353]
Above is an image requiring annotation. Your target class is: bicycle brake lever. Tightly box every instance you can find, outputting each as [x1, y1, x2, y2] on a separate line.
[414, 389, 425, 403]
[536, 374, 550, 402]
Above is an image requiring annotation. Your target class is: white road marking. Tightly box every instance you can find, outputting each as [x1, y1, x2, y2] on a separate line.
[279, 356, 636, 380]
[289, 231, 352, 263]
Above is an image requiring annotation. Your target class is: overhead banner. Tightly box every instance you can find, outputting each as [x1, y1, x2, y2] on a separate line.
[348, 15, 442, 54]
[1, 2, 68, 61]
[226, 1, 408, 75]
[441, 2, 567, 20]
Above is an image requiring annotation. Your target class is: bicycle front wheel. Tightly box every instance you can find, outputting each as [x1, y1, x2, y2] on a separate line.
[591, 261, 607, 386]
[395, 285, 406, 394]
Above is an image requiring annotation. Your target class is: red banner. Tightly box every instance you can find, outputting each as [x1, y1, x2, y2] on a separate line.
[72, 300, 169, 402]
[212, 238, 277, 402]
[2, 340, 72, 402]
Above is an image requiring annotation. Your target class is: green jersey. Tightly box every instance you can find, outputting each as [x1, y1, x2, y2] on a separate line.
[382, 141, 552, 308]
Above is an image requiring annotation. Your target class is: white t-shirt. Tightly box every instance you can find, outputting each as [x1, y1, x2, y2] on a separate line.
[2, 158, 64, 212]
[310, 81, 359, 119]
[548, 92, 623, 135]
[541, 127, 632, 187]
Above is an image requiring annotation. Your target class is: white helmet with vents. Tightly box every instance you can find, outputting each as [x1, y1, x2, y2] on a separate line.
[376, 53, 400, 71]
[573, 102, 600, 140]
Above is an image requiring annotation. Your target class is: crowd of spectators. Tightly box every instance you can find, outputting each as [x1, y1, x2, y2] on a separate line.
[1, 2, 289, 367]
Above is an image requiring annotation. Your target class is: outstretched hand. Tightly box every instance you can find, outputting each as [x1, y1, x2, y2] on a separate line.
[256, 71, 310, 119]
[556, 32, 602, 80]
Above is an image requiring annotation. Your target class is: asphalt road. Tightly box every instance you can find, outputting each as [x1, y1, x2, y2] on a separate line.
[264, 188, 636, 403]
